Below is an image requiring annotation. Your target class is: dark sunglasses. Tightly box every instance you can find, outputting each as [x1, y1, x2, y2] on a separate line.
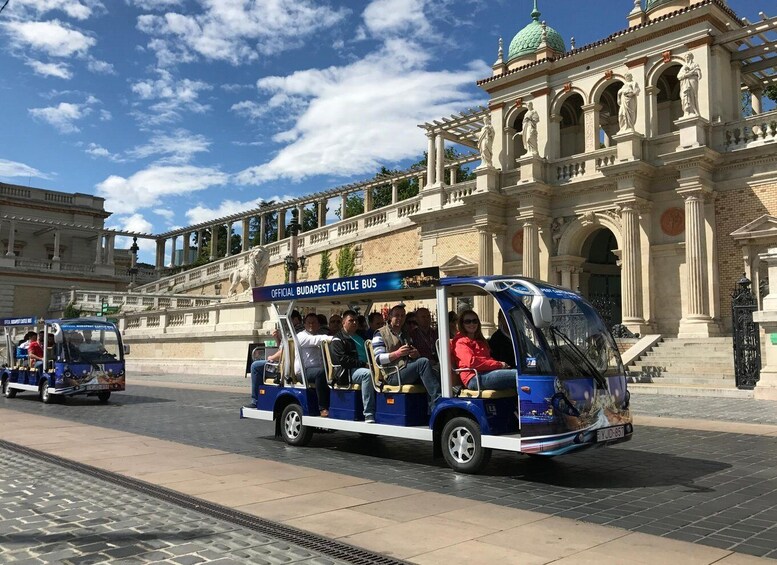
[462, 318, 479, 325]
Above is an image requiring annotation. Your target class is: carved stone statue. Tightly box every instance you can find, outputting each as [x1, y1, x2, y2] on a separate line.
[617, 72, 640, 131]
[520, 102, 540, 157]
[228, 247, 269, 296]
[477, 113, 495, 168]
[677, 52, 702, 117]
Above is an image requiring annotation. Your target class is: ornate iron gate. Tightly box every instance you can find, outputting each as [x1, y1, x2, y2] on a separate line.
[731, 275, 761, 390]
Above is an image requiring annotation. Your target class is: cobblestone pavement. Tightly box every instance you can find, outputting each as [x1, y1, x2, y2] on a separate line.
[3, 385, 777, 558]
[0, 446, 355, 565]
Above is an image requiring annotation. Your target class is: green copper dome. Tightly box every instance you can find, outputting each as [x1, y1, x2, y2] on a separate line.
[507, 1, 566, 62]
[645, 0, 677, 11]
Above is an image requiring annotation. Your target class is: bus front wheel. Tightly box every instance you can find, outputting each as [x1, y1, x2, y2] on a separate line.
[441, 416, 491, 474]
[280, 403, 313, 447]
[40, 381, 54, 404]
[2, 378, 15, 399]
[97, 391, 111, 403]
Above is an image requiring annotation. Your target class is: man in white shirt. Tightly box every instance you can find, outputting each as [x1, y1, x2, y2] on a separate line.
[295, 313, 334, 417]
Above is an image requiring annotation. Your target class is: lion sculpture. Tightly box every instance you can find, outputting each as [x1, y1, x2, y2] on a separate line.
[228, 247, 269, 297]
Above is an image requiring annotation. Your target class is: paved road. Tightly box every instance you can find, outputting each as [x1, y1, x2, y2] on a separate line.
[2, 387, 777, 559]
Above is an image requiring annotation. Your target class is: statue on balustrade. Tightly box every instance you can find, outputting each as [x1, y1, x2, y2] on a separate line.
[677, 52, 702, 117]
[228, 247, 269, 297]
[617, 73, 640, 132]
[477, 113, 495, 168]
[519, 102, 540, 157]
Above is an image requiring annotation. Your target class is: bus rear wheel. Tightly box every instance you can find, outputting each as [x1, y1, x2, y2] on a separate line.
[280, 403, 313, 447]
[441, 416, 491, 474]
[40, 380, 53, 404]
[97, 391, 111, 403]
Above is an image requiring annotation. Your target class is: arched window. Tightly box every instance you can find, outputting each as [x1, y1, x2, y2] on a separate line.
[656, 65, 682, 135]
[598, 82, 623, 147]
[559, 93, 585, 157]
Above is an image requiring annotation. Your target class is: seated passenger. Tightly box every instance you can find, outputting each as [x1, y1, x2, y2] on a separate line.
[296, 313, 333, 417]
[409, 307, 437, 364]
[372, 305, 441, 409]
[330, 310, 376, 423]
[488, 310, 516, 367]
[452, 310, 516, 391]
[448, 311, 459, 340]
[246, 329, 282, 409]
[27, 332, 44, 371]
[367, 312, 385, 338]
[327, 314, 343, 336]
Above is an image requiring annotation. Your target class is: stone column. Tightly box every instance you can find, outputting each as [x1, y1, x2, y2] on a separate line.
[93, 231, 102, 264]
[105, 234, 115, 266]
[548, 115, 562, 160]
[52, 230, 61, 261]
[155, 238, 165, 269]
[582, 103, 601, 154]
[620, 203, 646, 329]
[297, 205, 306, 231]
[364, 188, 373, 212]
[225, 223, 232, 257]
[278, 209, 286, 240]
[182, 232, 191, 265]
[317, 201, 326, 227]
[678, 190, 717, 337]
[426, 133, 436, 188]
[435, 134, 445, 186]
[392, 180, 399, 204]
[197, 230, 204, 257]
[522, 221, 540, 279]
[170, 235, 177, 267]
[477, 227, 496, 330]
[209, 226, 218, 260]
[259, 215, 266, 245]
[449, 167, 457, 185]
[242, 218, 250, 252]
[560, 265, 572, 289]
[645, 85, 658, 138]
[341, 194, 348, 220]
[751, 88, 763, 115]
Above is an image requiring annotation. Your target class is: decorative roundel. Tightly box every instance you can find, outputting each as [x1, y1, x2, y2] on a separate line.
[661, 207, 685, 237]
[512, 229, 525, 254]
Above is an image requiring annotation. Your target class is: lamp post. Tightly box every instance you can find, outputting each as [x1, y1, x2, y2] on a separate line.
[284, 208, 306, 284]
[128, 237, 140, 290]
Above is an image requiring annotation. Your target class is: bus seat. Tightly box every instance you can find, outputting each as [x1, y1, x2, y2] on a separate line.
[264, 338, 295, 385]
[320, 341, 361, 391]
[365, 339, 425, 394]
[437, 339, 516, 399]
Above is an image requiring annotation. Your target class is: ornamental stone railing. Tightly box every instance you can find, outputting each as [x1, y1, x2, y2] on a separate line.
[712, 109, 777, 153]
[49, 289, 221, 315]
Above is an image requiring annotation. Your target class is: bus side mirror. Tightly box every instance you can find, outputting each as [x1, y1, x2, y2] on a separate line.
[123, 344, 130, 355]
[531, 296, 552, 329]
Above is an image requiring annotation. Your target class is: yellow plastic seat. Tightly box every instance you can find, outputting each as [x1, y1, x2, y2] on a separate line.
[320, 341, 361, 390]
[365, 340, 425, 394]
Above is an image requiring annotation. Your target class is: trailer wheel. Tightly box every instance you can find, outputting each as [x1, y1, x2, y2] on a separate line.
[40, 380, 54, 404]
[2, 378, 15, 399]
[97, 391, 111, 403]
[279, 403, 313, 447]
[441, 416, 491, 474]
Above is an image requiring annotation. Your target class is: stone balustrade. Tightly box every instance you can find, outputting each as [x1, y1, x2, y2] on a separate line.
[49, 289, 221, 314]
[712, 109, 777, 152]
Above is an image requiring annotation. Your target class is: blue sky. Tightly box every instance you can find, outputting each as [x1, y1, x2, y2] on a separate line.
[0, 0, 769, 254]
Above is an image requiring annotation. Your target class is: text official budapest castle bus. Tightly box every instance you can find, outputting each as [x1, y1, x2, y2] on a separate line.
[1, 317, 127, 404]
[241, 268, 633, 473]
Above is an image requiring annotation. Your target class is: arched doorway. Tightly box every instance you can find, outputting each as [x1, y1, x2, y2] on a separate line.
[581, 228, 622, 327]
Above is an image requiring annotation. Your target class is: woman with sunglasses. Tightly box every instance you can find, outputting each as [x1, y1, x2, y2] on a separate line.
[451, 310, 516, 391]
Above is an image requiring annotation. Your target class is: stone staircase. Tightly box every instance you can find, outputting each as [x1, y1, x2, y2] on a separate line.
[626, 337, 754, 398]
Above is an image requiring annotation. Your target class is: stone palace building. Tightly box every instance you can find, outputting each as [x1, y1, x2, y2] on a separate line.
[2, 0, 776, 346]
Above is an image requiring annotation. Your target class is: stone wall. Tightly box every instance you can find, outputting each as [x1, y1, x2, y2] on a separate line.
[715, 180, 777, 330]
[434, 231, 479, 270]
[360, 227, 421, 273]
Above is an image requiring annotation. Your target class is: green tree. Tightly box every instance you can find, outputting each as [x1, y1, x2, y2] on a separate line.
[319, 249, 333, 279]
[249, 210, 278, 246]
[63, 302, 81, 319]
[336, 245, 356, 277]
[766, 85, 777, 103]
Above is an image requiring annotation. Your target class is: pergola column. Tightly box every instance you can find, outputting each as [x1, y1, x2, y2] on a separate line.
[170, 235, 178, 267]
[341, 194, 348, 220]
[392, 180, 399, 204]
[449, 167, 457, 185]
[209, 225, 219, 260]
[426, 133, 436, 188]
[93, 231, 103, 265]
[105, 234, 115, 266]
[751, 88, 763, 114]
[364, 188, 373, 212]
[522, 220, 540, 279]
[297, 205, 306, 231]
[155, 238, 165, 269]
[225, 223, 232, 257]
[278, 209, 286, 240]
[259, 214, 267, 245]
[317, 201, 326, 228]
[52, 230, 61, 261]
[242, 218, 250, 252]
[435, 134, 445, 187]
[197, 230, 204, 257]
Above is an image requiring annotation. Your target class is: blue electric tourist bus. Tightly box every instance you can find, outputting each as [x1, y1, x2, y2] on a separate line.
[241, 268, 632, 473]
[1, 316, 127, 404]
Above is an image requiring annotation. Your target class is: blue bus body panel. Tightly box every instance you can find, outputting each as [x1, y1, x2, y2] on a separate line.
[329, 389, 364, 421]
[376, 392, 427, 426]
[430, 396, 519, 436]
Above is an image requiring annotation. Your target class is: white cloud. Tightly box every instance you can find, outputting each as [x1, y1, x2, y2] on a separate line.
[127, 129, 211, 164]
[128, 0, 182, 10]
[11, 0, 105, 20]
[0, 159, 52, 180]
[185, 193, 296, 225]
[362, 0, 432, 38]
[235, 39, 487, 184]
[5, 20, 96, 58]
[87, 58, 115, 74]
[26, 60, 73, 79]
[29, 100, 94, 133]
[135, 0, 349, 66]
[85, 143, 124, 162]
[95, 164, 229, 214]
[154, 208, 175, 221]
[131, 69, 212, 124]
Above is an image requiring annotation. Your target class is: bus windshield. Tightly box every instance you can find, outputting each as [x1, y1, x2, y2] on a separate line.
[539, 297, 624, 380]
[61, 323, 121, 364]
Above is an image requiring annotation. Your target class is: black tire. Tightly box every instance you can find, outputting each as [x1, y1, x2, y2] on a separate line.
[279, 403, 313, 447]
[40, 379, 54, 404]
[441, 416, 491, 474]
[2, 378, 16, 399]
[97, 391, 111, 403]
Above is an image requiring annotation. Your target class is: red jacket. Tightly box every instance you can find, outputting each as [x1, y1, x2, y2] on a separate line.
[28, 341, 43, 359]
[451, 334, 503, 386]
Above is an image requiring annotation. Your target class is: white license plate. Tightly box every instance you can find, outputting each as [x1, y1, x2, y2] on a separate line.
[87, 384, 108, 390]
[596, 426, 625, 442]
